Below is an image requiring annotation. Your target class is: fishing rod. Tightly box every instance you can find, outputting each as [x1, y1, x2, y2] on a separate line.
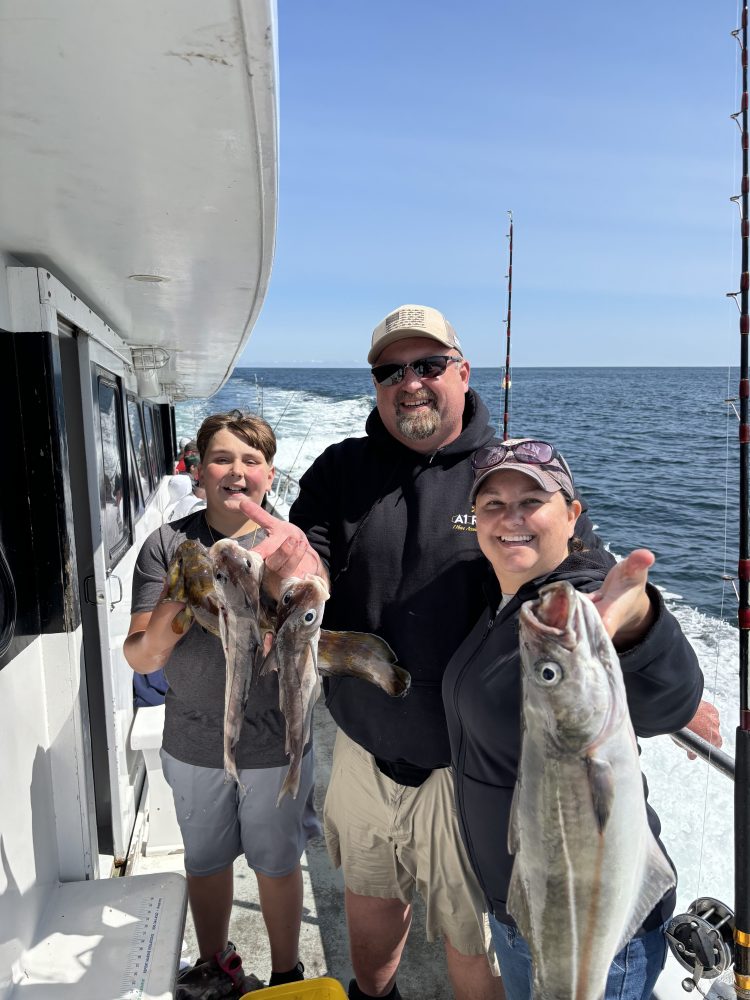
[502, 211, 513, 440]
[664, 13, 750, 996]
[734, 5, 750, 996]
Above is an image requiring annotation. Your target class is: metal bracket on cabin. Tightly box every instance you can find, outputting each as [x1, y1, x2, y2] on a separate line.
[159, 380, 187, 401]
[667, 898, 735, 993]
[107, 574, 123, 611]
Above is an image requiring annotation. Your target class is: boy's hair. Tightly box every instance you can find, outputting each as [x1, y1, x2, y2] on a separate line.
[196, 410, 276, 464]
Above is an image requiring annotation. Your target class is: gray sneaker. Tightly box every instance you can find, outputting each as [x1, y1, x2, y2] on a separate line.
[175, 942, 264, 999]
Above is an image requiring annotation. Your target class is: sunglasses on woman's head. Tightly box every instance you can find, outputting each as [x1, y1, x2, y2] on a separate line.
[371, 354, 463, 387]
[472, 440, 572, 479]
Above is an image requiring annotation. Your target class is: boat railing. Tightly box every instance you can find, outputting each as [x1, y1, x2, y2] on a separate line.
[670, 728, 735, 781]
[268, 467, 300, 511]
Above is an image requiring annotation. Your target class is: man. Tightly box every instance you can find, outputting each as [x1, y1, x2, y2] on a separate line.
[289, 304, 513, 1000]
[285, 303, 723, 1000]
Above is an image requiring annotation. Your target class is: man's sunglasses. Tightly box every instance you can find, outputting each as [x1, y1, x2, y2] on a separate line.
[472, 440, 572, 480]
[371, 354, 463, 387]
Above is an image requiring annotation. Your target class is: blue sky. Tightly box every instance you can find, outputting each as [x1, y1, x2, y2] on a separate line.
[243, 1, 741, 367]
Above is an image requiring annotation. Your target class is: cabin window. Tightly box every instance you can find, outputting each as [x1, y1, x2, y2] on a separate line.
[0, 543, 15, 661]
[146, 403, 167, 478]
[143, 404, 161, 485]
[127, 398, 153, 507]
[97, 377, 131, 565]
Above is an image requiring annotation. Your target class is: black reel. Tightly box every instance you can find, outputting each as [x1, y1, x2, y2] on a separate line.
[666, 897, 735, 993]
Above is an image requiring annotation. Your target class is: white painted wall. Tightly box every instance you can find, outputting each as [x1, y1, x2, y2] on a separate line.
[0, 252, 23, 330]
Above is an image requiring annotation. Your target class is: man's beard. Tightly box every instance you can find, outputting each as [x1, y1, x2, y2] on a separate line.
[396, 398, 440, 440]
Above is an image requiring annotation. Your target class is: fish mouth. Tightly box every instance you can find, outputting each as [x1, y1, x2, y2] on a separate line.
[520, 581, 578, 651]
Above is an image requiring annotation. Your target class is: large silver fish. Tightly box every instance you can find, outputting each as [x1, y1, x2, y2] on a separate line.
[509, 581, 675, 1000]
[210, 539, 265, 788]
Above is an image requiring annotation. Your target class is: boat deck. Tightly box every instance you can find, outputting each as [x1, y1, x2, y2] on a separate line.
[131, 704, 454, 997]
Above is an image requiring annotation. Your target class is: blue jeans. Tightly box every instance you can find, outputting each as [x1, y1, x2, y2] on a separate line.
[489, 914, 668, 1000]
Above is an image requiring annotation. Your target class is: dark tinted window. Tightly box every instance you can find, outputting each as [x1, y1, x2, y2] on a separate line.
[147, 404, 167, 478]
[143, 405, 160, 485]
[97, 378, 130, 565]
[127, 398, 153, 503]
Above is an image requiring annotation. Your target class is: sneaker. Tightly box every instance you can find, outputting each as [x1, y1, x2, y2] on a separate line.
[175, 942, 264, 999]
[268, 960, 305, 986]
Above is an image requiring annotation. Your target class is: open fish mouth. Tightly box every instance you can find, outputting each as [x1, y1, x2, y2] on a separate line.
[520, 581, 580, 652]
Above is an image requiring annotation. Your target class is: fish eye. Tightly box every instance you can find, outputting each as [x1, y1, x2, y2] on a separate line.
[215, 570, 227, 583]
[535, 661, 562, 686]
[302, 609, 317, 625]
[282, 591, 293, 605]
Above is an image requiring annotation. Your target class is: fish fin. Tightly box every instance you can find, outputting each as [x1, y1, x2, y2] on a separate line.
[615, 836, 676, 955]
[508, 782, 521, 855]
[258, 647, 279, 677]
[507, 864, 533, 941]
[170, 607, 194, 635]
[276, 759, 301, 806]
[585, 755, 615, 833]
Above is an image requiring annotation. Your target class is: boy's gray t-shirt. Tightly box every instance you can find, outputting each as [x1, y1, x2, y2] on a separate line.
[132, 509, 301, 769]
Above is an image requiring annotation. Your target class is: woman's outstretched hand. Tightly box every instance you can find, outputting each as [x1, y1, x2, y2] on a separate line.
[588, 548, 655, 649]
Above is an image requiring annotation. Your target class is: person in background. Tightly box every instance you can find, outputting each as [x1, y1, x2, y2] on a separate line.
[288, 303, 722, 1000]
[124, 409, 321, 999]
[442, 439, 703, 999]
[175, 438, 198, 474]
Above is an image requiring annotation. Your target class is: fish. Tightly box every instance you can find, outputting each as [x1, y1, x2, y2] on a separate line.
[161, 541, 412, 800]
[259, 573, 330, 803]
[162, 539, 222, 635]
[508, 581, 675, 1000]
[209, 539, 265, 787]
[317, 631, 411, 697]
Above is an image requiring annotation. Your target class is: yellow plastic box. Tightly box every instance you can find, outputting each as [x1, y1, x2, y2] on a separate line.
[241, 978, 348, 999]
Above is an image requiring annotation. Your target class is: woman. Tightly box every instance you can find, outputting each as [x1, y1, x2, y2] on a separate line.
[124, 409, 322, 999]
[442, 438, 704, 1000]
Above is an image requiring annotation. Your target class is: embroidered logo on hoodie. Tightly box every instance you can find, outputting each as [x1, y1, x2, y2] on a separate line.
[451, 511, 476, 532]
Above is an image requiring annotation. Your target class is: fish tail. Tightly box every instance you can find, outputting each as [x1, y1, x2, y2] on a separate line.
[276, 759, 301, 806]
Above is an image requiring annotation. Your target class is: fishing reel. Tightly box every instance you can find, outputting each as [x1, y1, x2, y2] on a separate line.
[666, 897, 735, 995]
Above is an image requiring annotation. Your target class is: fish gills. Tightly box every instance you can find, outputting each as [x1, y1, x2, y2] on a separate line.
[508, 581, 675, 1000]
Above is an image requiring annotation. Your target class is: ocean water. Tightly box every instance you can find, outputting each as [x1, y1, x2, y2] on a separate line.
[176, 366, 740, 913]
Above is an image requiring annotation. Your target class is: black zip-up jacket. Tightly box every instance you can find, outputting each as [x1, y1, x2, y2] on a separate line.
[290, 390, 611, 772]
[442, 553, 704, 929]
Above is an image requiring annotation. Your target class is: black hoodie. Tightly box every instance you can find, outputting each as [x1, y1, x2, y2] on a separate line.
[290, 390, 610, 774]
[442, 553, 704, 928]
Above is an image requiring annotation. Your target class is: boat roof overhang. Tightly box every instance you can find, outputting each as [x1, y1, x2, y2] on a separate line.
[0, 0, 278, 399]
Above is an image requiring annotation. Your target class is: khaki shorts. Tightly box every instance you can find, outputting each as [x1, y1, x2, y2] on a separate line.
[324, 729, 497, 965]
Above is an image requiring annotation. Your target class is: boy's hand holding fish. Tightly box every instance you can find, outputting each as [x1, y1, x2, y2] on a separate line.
[124, 593, 187, 672]
[225, 496, 327, 594]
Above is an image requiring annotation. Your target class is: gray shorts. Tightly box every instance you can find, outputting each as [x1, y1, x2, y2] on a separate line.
[161, 749, 322, 877]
